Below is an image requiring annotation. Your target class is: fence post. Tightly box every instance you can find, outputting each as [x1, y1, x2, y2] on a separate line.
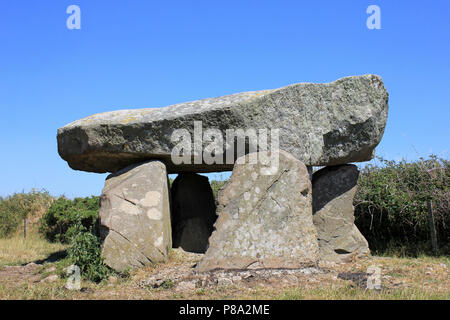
[427, 200, 438, 255]
[23, 217, 27, 239]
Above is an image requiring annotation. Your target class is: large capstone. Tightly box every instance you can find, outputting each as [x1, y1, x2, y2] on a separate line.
[98, 161, 172, 272]
[196, 150, 319, 272]
[171, 173, 217, 253]
[57, 74, 388, 173]
[312, 164, 370, 262]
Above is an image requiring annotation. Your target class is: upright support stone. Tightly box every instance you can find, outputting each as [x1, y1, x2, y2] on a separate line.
[312, 165, 369, 262]
[196, 150, 319, 272]
[171, 173, 217, 253]
[99, 161, 172, 272]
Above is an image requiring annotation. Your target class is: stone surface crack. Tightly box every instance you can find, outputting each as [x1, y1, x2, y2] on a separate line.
[108, 227, 151, 265]
[113, 193, 138, 206]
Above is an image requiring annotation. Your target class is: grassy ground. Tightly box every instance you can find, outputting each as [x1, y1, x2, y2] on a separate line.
[0, 232, 448, 300]
[0, 231, 67, 268]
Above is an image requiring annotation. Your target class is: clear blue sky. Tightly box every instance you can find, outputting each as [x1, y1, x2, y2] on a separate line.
[1, 1, 449, 198]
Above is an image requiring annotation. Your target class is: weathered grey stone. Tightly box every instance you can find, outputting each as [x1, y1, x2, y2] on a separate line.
[171, 173, 217, 253]
[312, 164, 369, 262]
[176, 280, 197, 291]
[57, 75, 388, 173]
[40, 274, 59, 283]
[196, 150, 319, 272]
[108, 275, 118, 284]
[99, 161, 172, 272]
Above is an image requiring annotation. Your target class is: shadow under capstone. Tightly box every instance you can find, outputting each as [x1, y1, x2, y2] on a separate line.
[312, 165, 359, 213]
[170, 173, 217, 254]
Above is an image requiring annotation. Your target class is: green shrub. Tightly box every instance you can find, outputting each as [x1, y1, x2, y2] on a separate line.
[67, 223, 110, 283]
[210, 180, 227, 201]
[354, 156, 449, 256]
[0, 190, 53, 238]
[0, 200, 20, 238]
[40, 196, 100, 243]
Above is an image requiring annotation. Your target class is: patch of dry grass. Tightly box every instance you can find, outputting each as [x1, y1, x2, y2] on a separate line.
[0, 230, 67, 268]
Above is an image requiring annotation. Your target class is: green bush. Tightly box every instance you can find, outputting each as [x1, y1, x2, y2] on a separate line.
[354, 156, 449, 256]
[40, 196, 100, 243]
[210, 180, 227, 201]
[0, 200, 20, 238]
[0, 190, 53, 238]
[67, 223, 110, 283]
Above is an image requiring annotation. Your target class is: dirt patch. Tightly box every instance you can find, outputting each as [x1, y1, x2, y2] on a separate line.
[140, 265, 326, 291]
[0, 263, 42, 286]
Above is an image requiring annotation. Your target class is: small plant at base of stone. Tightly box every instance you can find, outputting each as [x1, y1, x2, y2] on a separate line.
[67, 222, 110, 283]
